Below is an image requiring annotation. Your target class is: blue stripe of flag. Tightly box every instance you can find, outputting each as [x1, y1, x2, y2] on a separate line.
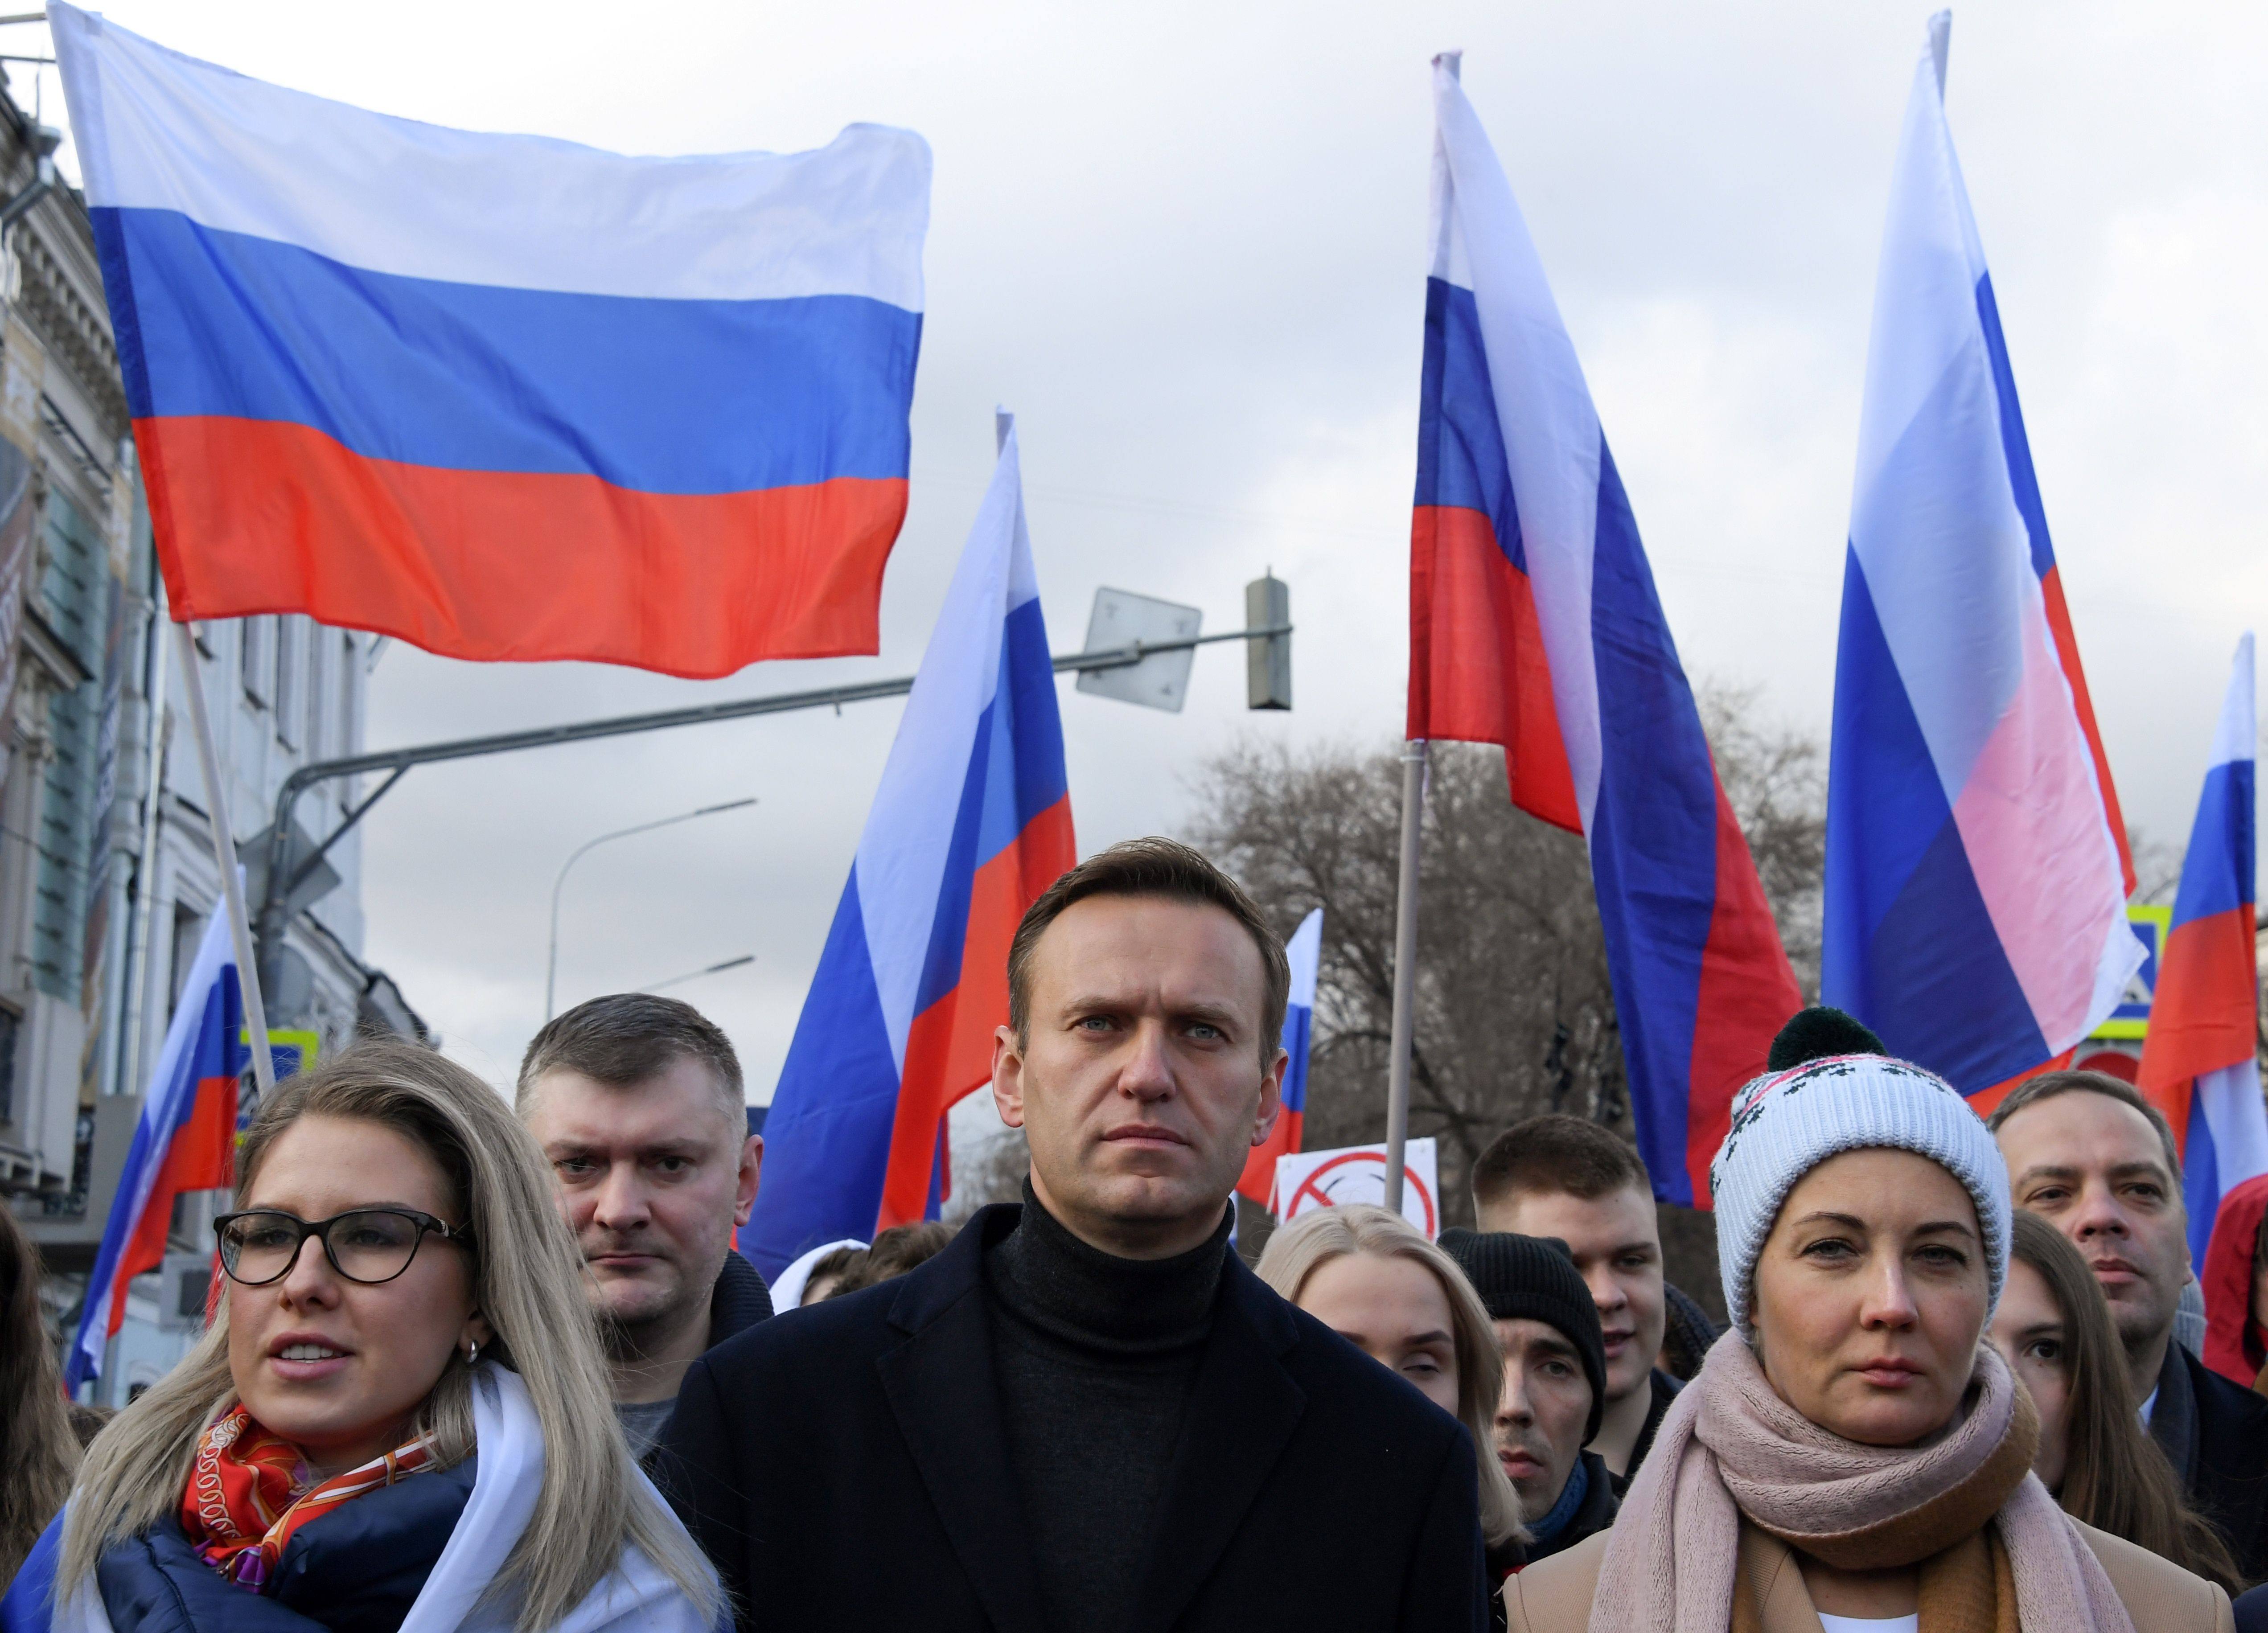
[95, 206, 922, 495]
[2171, 760, 2256, 931]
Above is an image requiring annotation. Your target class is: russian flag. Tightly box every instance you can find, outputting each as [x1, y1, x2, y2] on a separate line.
[741, 419, 1074, 1276]
[65, 910, 246, 1392]
[1823, 15, 2141, 1103]
[1410, 56, 1800, 1206]
[51, 3, 928, 678]
[1238, 908, 1320, 1208]
[2140, 636, 2267, 1268]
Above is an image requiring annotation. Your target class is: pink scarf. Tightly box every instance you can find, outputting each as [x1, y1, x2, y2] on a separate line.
[1589, 1332, 2134, 1633]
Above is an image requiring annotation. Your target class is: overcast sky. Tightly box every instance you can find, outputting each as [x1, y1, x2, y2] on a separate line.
[36, 3, 2268, 1128]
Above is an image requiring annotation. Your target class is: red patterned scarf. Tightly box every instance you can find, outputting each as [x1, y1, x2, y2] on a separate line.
[180, 1405, 432, 1591]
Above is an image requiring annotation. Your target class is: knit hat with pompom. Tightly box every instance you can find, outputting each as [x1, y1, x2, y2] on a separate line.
[1710, 1006, 2010, 1336]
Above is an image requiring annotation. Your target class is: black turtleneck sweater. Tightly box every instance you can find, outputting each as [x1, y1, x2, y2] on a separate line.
[985, 1182, 1230, 1633]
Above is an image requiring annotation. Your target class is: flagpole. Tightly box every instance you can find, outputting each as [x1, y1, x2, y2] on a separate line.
[1383, 738, 1426, 1211]
[116, 574, 171, 1100]
[172, 622, 274, 1099]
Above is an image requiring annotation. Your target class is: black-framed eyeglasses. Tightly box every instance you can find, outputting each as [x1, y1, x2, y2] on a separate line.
[213, 1209, 473, 1287]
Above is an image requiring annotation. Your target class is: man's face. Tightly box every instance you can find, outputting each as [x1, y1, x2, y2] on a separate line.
[1479, 1185, 1664, 1407]
[1492, 1317, 1593, 1520]
[524, 1055, 761, 1339]
[1996, 1091, 2188, 1357]
[992, 894, 1284, 1257]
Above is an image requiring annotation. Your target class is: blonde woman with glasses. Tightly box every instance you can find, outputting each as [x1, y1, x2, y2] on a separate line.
[1256, 1205, 1525, 1582]
[5, 1039, 720, 1633]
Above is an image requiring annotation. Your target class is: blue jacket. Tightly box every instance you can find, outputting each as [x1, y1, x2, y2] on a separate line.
[3, 1457, 474, 1633]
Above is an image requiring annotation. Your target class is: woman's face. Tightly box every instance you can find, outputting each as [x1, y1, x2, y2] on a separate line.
[1751, 1147, 1989, 1447]
[1296, 1249, 1462, 1416]
[1987, 1258, 2071, 1491]
[226, 1115, 489, 1477]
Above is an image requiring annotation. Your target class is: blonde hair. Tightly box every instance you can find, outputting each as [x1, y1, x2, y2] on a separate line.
[58, 1039, 720, 1628]
[1257, 1205, 1523, 1547]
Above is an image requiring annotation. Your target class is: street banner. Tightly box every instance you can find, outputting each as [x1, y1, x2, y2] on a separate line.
[2140, 635, 2267, 1266]
[51, 2, 929, 677]
[1237, 908, 1321, 1206]
[1409, 55, 1799, 1206]
[742, 420, 1074, 1276]
[1273, 1138, 1440, 1240]
[66, 909, 246, 1391]
[1823, 14, 2139, 1104]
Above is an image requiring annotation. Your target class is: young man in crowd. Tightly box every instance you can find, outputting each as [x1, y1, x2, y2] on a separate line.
[1441, 1230, 1615, 1561]
[519, 993, 769, 1464]
[1471, 1115, 1679, 1493]
[657, 839, 1487, 1632]
[1992, 1069, 2268, 1577]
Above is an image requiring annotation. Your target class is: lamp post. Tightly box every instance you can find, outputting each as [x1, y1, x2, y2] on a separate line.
[638, 952, 755, 996]
[545, 798, 755, 1019]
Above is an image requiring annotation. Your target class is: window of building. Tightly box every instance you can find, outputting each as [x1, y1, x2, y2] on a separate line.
[274, 616, 300, 748]
[337, 632, 358, 761]
[240, 615, 272, 707]
[0, 1002, 19, 1125]
[32, 491, 107, 1005]
[306, 621, 330, 760]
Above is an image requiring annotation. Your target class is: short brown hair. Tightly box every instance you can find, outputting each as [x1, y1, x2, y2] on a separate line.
[1006, 837, 1291, 1062]
[1471, 1114, 1651, 1213]
[829, 1221, 955, 1297]
[518, 993, 744, 1130]
[1987, 1070, 2182, 1188]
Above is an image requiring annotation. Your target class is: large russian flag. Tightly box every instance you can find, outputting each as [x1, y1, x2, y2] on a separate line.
[1823, 16, 2140, 1102]
[2140, 636, 2268, 1268]
[1238, 907, 1320, 1208]
[741, 420, 1074, 1276]
[1410, 56, 1800, 1206]
[66, 909, 246, 1391]
[51, 3, 928, 678]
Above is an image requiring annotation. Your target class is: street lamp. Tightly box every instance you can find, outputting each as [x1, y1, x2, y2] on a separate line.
[638, 953, 756, 995]
[545, 798, 756, 1019]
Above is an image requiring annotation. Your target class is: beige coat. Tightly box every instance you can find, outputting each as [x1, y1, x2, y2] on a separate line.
[1503, 1517, 2234, 1633]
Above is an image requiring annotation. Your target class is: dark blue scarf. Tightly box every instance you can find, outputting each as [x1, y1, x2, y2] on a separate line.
[1524, 1453, 1590, 1551]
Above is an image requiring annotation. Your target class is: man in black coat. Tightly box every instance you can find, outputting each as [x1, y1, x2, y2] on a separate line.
[657, 837, 1487, 1633]
[1994, 1070, 2268, 1577]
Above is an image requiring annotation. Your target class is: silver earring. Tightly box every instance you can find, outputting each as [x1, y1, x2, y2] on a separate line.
[464, 1339, 481, 1366]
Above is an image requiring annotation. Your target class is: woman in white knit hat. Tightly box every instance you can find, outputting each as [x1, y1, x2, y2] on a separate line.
[1504, 1008, 2232, 1633]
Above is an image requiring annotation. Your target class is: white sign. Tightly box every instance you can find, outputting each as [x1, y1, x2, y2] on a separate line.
[1272, 1138, 1439, 1239]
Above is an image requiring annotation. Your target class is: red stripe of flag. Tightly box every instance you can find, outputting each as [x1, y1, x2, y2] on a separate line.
[875, 796, 1075, 1231]
[1407, 505, 1581, 832]
[140, 415, 904, 678]
[104, 1072, 236, 1342]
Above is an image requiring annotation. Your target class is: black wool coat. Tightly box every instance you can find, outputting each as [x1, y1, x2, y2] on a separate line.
[655, 1204, 1488, 1633]
[2153, 1337, 2268, 1580]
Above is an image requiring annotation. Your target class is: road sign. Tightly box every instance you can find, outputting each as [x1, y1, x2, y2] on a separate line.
[2092, 904, 2174, 1041]
[1075, 588, 1200, 712]
[1272, 1137, 1439, 1239]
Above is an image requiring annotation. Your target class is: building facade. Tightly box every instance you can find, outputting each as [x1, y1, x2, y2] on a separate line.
[0, 78, 424, 1404]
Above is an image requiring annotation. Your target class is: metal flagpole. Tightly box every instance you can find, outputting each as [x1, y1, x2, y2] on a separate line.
[172, 622, 274, 1100]
[1382, 738, 1427, 1212]
[115, 573, 172, 1100]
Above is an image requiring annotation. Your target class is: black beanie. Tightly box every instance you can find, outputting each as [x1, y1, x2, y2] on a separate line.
[1440, 1228, 1607, 1445]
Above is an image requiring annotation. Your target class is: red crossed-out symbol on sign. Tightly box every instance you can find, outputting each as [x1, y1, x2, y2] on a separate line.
[1288, 1151, 1437, 1237]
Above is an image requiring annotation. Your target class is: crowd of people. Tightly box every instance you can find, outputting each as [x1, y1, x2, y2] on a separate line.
[3, 835, 2268, 1630]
